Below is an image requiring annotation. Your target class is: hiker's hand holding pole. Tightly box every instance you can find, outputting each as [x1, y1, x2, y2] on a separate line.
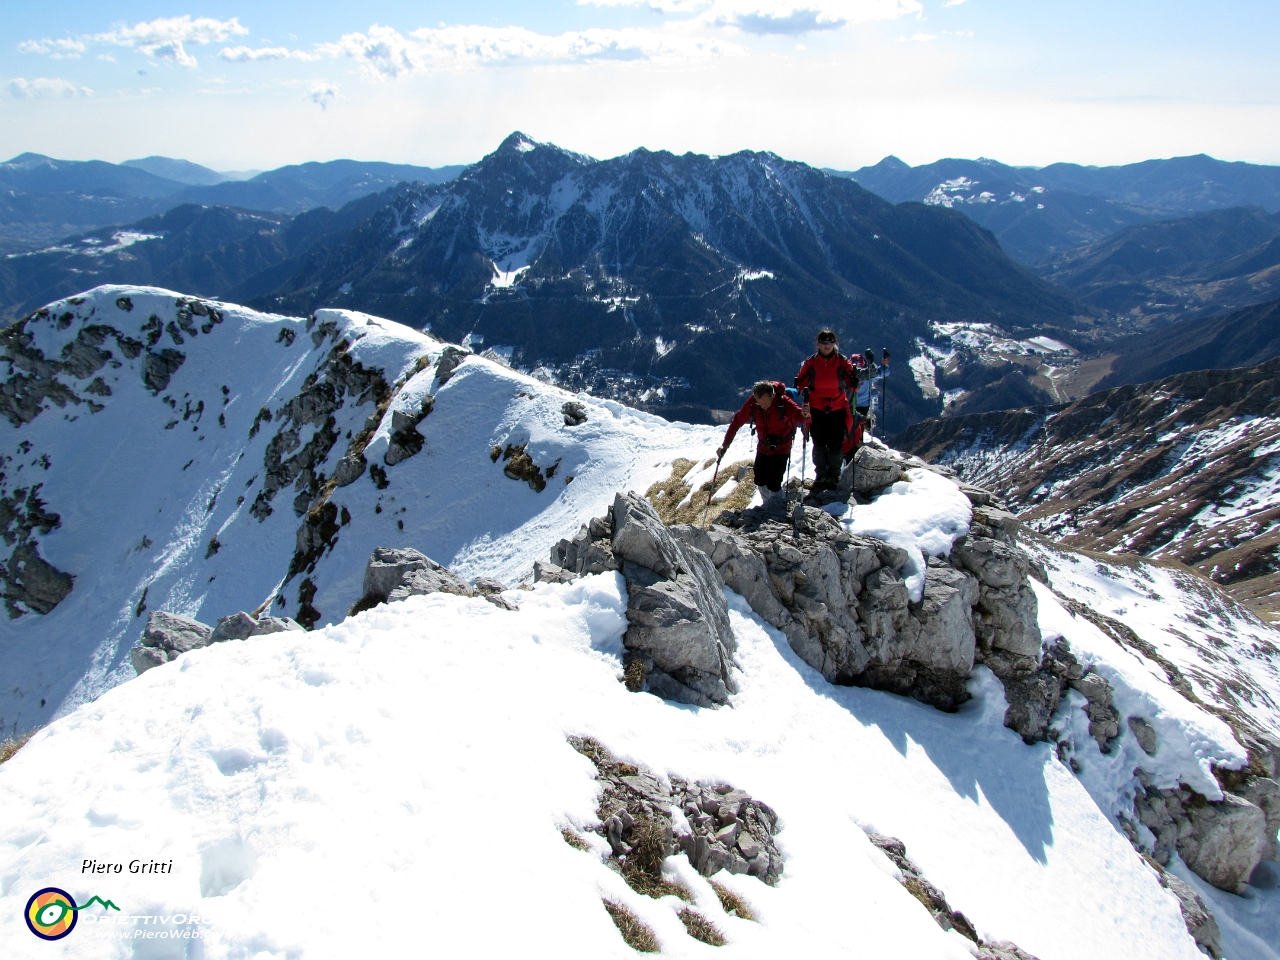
[716, 445, 726, 459]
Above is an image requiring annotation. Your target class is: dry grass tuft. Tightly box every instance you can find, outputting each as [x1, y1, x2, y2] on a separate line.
[646, 457, 756, 526]
[0, 731, 36, 764]
[603, 899, 660, 953]
[561, 827, 591, 852]
[708, 879, 755, 921]
[623, 655, 647, 692]
[678, 908, 726, 946]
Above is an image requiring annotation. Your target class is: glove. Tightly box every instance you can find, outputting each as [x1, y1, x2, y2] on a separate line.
[716, 445, 727, 459]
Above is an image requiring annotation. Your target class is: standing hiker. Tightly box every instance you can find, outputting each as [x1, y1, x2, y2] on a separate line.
[794, 330, 857, 491]
[717, 380, 809, 506]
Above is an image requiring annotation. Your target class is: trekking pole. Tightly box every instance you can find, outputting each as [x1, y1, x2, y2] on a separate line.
[701, 453, 723, 530]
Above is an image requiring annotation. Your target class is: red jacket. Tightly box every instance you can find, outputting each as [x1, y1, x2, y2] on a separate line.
[722, 382, 807, 456]
[795, 351, 862, 413]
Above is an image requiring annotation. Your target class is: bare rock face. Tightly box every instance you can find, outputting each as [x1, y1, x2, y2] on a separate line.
[4, 541, 74, 617]
[680, 506, 983, 711]
[358, 546, 475, 608]
[611, 493, 737, 708]
[384, 397, 433, 466]
[951, 536, 1040, 659]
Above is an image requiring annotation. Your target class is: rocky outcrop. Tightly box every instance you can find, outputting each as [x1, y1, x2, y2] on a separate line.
[131, 609, 304, 675]
[1132, 775, 1269, 893]
[4, 541, 74, 618]
[356, 547, 475, 609]
[130, 611, 214, 674]
[612, 493, 738, 708]
[384, 396, 434, 466]
[868, 832, 1040, 959]
[570, 736, 783, 886]
[433, 345, 470, 385]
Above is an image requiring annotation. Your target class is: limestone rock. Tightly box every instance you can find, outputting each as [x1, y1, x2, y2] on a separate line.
[129, 645, 168, 675]
[952, 536, 1040, 658]
[434, 345, 470, 385]
[1069, 672, 1122, 750]
[1128, 716, 1159, 756]
[359, 546, 474, 607]
[611, 492, 737, 708]
[210, 611, 258, 643]
[533, 560, 578, 584]
[332, 452, 367, 487]
[131, 610, 214, 674]
[250, 616, 304, 635]
[1178, 792, 1267, 893]
[840, 445, 903, 496]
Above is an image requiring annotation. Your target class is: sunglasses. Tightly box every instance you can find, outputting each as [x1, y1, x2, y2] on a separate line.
[817, 337, 836, 344]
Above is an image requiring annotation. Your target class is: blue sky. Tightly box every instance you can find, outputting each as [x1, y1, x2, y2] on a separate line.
[2, 1, 1278, 172]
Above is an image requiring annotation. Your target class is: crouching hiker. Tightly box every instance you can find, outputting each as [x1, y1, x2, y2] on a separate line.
[717, 380, 809, 507]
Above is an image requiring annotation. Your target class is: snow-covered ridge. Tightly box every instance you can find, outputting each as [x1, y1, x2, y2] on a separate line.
[1, 284, 749, 736]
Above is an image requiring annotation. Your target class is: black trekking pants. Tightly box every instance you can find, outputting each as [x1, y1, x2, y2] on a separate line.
[809, 408, 847, 484]
[753, 451, 788, 492]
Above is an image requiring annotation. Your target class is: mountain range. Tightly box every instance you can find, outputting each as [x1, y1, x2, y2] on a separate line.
[0, 152, 464, 249]
[838, 154, 1280, 265]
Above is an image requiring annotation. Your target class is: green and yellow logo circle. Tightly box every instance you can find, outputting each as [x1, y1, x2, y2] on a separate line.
[25, 887, 78, 940]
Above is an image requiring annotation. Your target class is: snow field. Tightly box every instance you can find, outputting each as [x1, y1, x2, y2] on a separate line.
[0, 572, 1204, 960]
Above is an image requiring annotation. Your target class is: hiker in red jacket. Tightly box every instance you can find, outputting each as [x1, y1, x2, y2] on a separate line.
[795, 330, 863, 490]
[717, 380, 809, 503]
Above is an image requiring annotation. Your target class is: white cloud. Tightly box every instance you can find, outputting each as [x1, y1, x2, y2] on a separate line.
[579, 0, 708, 11]
[20, 16, 247, 69]
[17, 38, 87, 59]
[219, 46, 306, 62]
[700, 0, 922, 35]
[316, 24, 743, 78]
[897, 31, 937, 42]
[307, 80, 339, 109]
[8, 77, 93, 99]
[943, 0, 967, 6]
